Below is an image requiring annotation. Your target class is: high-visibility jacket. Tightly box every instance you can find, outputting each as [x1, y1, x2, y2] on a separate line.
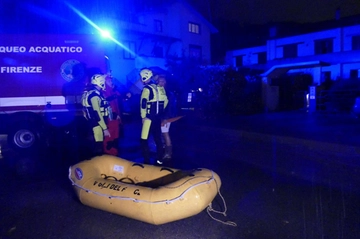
[82, 88, 110, 130]
[140, 83, 168, 119]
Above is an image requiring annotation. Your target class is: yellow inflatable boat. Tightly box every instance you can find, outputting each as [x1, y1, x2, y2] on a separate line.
[68, 155, 222, 225]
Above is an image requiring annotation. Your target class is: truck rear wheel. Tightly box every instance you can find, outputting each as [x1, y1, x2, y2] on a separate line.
[8, 125, 40, 153]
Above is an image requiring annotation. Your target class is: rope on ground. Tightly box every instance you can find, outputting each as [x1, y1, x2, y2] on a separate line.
[206, 179, 237, 227]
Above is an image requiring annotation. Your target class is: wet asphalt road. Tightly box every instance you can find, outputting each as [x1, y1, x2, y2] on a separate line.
[1, 119, 360, 239]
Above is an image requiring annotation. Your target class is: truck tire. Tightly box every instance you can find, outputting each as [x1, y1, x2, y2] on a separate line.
[7, 124, 41, 153]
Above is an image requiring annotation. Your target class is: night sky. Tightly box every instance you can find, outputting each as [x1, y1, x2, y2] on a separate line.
[189, 0, 360, 24]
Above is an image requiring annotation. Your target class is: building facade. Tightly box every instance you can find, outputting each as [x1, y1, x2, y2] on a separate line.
[226, 19, 360, 110]
[90, 0, 217, 93]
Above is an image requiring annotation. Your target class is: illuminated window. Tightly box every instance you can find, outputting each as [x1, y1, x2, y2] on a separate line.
[283, 44, 297, 58]
[187, 93, 192, 102]
[188, 22, 200, 34]
[314, 39, 333, 55]
[154, 20, 162, 32]
[123, 41, 136, 59]
[189, 44, 202, 59]
[352, 35, 360, 50]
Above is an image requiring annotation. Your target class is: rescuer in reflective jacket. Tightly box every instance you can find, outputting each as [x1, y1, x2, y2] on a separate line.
[82, 74, 111, 156]
[139, 68, 168, 164]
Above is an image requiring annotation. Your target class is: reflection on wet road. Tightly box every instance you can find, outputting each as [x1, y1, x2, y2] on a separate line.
[1, 123, 360, 239]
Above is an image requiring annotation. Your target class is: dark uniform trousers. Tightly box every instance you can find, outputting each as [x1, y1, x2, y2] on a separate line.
[141, 116, 164, 164]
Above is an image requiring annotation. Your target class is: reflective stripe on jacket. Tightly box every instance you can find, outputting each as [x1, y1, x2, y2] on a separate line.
[140, 84, 168, 119]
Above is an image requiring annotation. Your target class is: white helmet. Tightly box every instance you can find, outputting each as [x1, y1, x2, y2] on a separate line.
[91, 74, 106, 90]
[140, 68, 153, 82]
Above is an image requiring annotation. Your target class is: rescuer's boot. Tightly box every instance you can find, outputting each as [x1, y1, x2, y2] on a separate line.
[140, 139, 151, 164]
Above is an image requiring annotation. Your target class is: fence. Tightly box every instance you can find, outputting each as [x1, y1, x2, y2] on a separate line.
[316, 90, 360, 112]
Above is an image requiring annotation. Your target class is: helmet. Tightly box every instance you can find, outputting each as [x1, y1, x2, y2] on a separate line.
[91, 74, 106, 90]
[140, 68, 153, 82]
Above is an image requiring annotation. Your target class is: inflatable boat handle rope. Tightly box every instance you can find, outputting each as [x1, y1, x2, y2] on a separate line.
[69, 168, 236, 226]
[206, 177, 237, 227]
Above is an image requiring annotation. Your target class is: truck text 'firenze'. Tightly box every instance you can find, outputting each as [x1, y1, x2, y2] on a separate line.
[1, 66, 42, 73]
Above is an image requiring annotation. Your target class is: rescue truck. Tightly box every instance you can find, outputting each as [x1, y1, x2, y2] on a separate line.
[0, 34, 110, 153]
